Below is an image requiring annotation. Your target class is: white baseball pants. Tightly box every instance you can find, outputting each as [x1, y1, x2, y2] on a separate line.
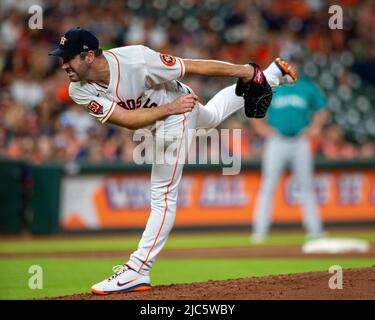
[252, 134, 323, 238]
[126, 84, 244, 274]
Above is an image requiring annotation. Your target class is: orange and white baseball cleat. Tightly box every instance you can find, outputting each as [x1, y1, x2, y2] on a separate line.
[91, 264, 151, 295]
[274, 57, 298, 82]
[263, 57, 298, 88]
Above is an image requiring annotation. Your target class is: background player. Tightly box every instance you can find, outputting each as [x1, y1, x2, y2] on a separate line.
[49, 27, 297, 294]
[250, 60, 328, 244]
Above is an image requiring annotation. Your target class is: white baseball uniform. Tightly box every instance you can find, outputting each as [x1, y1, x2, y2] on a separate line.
[69, 45, 245, 275]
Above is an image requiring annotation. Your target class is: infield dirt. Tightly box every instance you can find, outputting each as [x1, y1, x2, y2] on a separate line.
[48, 267, 375, 300]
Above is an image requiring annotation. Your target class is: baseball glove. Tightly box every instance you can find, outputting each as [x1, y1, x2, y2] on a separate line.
[235, 62, 273, 118]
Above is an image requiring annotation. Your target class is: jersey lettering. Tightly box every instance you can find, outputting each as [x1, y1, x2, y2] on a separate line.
[117, 101, 128, 110]
[126, 99, 136, 110]
[142, 98, 158, 108]
[136, 96, 142, 108]
[117, 96, 158, 110]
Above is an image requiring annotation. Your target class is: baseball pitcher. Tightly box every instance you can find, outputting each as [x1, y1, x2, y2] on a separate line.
[49, 27, 297, 294]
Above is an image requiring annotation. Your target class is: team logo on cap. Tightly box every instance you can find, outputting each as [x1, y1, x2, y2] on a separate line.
[160, 54, 176, 67]
[60, 36, 68, 46]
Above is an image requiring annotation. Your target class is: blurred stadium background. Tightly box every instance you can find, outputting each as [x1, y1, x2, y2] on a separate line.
[0, 0, 374, 235]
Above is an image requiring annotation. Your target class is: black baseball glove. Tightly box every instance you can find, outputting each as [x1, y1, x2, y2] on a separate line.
[235, 62, 273, 118]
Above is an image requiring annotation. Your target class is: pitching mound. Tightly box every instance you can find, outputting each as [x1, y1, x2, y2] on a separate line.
[49, 267, 375, 300]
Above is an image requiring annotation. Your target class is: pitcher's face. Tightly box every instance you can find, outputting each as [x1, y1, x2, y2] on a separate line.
[61, 54, 90, 82]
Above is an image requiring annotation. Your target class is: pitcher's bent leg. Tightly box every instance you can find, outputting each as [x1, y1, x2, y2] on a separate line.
[197, 84, 244, 129]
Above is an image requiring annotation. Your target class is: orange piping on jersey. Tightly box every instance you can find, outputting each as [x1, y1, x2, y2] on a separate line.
[137, 114, 186, 273]
[96, 89, 106, 94]
[178, 58, 184, 79]
[100, 101, 115, 124]
[104, 50, 123, 102]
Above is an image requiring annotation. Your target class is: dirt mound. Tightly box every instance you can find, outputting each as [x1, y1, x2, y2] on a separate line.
[49, 267, 375, 300]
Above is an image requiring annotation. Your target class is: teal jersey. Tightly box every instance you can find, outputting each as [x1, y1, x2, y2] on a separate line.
[267, 76, 327, 136]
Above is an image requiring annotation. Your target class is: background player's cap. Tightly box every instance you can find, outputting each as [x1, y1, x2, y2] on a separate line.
[48, 27, 99, 58]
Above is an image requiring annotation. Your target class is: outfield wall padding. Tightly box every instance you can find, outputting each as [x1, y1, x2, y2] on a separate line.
[0, 158, 25, 233]
[27, 159, 375, 234]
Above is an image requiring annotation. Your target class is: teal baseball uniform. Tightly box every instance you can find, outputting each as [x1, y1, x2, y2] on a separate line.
[252, 76, 327, 242]
[268, 77, 327, 136]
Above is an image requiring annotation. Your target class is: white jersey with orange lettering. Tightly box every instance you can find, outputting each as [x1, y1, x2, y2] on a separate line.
[69, 45, 192, 131]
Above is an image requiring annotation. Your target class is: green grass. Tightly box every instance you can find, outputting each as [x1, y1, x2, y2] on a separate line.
[1, 231, 374, 253]
[1, 231, 374, 299]
[0, 257, 374, 300]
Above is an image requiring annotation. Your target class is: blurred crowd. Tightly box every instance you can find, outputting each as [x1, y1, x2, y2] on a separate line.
[0, 0, 374, 164]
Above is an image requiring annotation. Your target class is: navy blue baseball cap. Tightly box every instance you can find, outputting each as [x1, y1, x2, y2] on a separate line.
[48, 27, 99, 58]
